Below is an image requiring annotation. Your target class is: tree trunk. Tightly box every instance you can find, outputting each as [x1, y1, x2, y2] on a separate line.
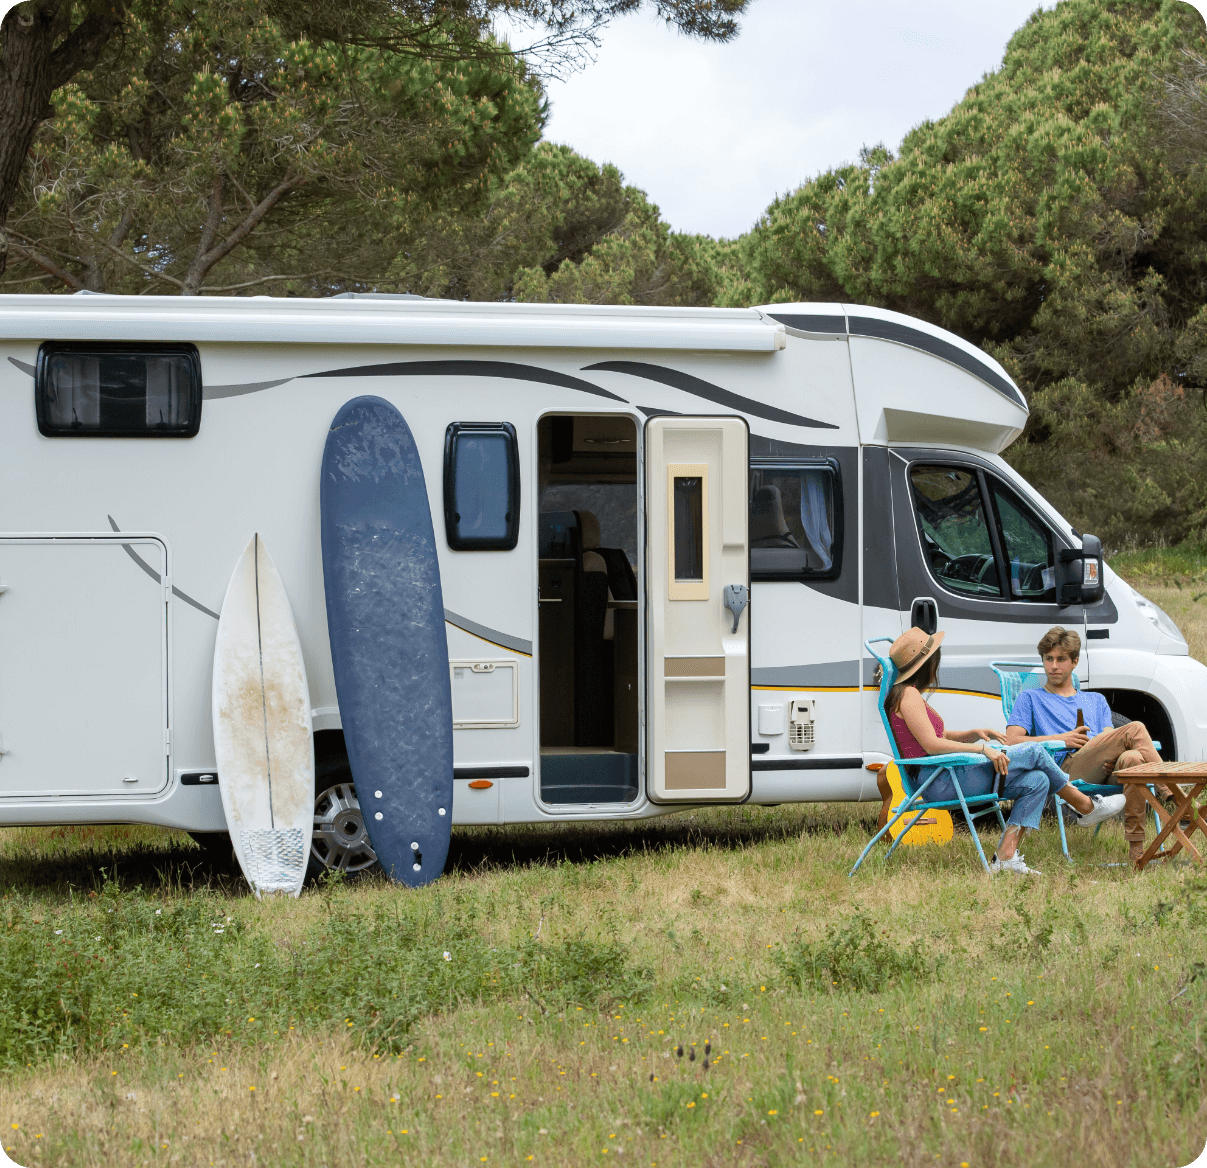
[0, 2, 126, 279]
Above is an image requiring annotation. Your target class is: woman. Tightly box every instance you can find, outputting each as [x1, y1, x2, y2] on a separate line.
[886, 627, 1125, 875]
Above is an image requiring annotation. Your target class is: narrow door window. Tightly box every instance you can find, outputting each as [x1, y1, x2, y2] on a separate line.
[909, 466, 1002, 598]
[667, 464, 708, 599]
[987, 479, 1056, 602]
[674, 476, 704, 579]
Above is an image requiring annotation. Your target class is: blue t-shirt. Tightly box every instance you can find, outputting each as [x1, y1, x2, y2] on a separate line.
[1009, 688, 1112, 745]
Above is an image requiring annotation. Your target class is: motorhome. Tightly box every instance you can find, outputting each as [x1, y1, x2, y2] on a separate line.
[1, 293, 1203, 873]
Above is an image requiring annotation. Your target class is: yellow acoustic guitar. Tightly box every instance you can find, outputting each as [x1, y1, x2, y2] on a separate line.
[874, 762, 954, 847]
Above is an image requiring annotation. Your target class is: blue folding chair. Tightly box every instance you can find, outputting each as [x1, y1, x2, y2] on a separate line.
[850, 638, 1009, 877]
[990, 661, 1163, 861]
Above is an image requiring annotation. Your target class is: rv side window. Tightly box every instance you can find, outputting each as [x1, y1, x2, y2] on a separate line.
[443, 422, 520, 551]
[35, 343, 201, 437]
[909, 465, 1003, 598]
[749, 462, 841, 580]
[987, 478, 1057, 602]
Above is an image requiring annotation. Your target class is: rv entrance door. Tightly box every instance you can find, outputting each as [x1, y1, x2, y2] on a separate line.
[645, 417, 751, 802]
[0, 536, 170, 798]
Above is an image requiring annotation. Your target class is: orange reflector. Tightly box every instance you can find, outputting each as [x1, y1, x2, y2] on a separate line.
[467, 780, 494, 790]
[866, 763, 885, 771]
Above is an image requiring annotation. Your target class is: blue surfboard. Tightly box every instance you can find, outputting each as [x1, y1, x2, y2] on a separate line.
[320, 396, 453, 887]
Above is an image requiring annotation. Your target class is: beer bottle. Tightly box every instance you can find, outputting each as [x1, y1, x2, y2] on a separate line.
[1075, 707, 1085, 732]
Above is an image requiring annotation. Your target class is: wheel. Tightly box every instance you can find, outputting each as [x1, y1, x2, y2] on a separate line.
[310, 780, 379, 874]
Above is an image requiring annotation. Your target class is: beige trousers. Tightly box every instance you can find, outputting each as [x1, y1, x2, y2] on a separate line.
[1062, 722, 1161, 843]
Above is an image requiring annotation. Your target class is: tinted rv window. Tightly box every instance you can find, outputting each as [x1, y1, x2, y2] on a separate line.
[910, 466, 1002, 598]
[35, 343, 201, 437]
[987, 479, 1056, 602]
[749, 463, 840, 580]
[444, 422, 520, 550]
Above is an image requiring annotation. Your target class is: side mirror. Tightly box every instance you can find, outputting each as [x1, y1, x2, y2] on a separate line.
[1057, 534, 1105, 607]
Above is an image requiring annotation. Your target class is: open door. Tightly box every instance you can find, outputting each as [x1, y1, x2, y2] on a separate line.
[645, 416, 750, 802]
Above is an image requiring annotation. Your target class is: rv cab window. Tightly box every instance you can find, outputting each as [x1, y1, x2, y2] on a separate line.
[909, 466, 1003, 598]
[35, 343, 201, 437]
[748, 462, 841, 580]
[986, 479, 1057, 602]
[443, 422, 520, 550]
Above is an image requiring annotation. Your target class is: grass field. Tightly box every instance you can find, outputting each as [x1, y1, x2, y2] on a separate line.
[0, 569, 1204, 1168]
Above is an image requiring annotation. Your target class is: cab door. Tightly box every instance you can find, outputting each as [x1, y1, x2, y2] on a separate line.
[645, 416, 750, 801]
[889, 453, 1087, 731]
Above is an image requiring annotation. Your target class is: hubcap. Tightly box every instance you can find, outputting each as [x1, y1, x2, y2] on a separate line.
[311, 782, 378, 872]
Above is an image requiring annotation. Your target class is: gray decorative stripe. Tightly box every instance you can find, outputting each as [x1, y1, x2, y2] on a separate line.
[303, 359, 627, 403]
[752, 661, 860, 687]
[846, 316, 1026, 409]
[444, 609, 532, 655]
[768, 313, 847, 335]
[6, 357, 34, 377]
[933, 664, 1002, 698]
[107, 516, 220, 619]
[584, 360, 839, 429]
[205, 379, 292, 400]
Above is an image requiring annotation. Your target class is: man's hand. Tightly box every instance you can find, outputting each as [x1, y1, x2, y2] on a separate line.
[1061, 727, 1090, 750]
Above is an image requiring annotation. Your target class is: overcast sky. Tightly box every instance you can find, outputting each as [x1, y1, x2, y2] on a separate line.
[525, 0, 1064, 239]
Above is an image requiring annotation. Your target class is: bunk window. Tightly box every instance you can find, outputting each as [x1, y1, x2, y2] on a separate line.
[443, 422, 520, 551]
[35, 343, 202, 437]
[749, 461, 842, 580]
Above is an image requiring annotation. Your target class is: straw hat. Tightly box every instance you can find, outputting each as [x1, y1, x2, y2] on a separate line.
[889, 626, 945, 683]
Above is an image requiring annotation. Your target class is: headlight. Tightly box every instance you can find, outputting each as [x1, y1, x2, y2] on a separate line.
[1133, 591, 1187, 645]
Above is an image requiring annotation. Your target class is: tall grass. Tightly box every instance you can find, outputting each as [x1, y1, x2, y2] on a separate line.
[0, 806, 1203, 1167]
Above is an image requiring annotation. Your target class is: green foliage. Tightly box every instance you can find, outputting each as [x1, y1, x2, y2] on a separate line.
[772, 912, 938, 994]
[5, 0, 544, 294]
[0, 876, 652, 1069]
[389, 142, 724, 305]
[732, 0, 1207, 548]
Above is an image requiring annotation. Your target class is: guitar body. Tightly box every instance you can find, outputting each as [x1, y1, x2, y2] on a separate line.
[881, 763, 954, 847]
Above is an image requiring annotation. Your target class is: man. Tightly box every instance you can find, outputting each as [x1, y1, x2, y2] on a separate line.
[1004, 626, 1169, 865]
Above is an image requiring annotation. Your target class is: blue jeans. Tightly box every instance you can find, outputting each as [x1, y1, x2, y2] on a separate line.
[915, 742, 1068, 830]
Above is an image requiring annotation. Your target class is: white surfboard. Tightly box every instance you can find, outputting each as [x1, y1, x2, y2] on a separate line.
[212, 534, 314, 898]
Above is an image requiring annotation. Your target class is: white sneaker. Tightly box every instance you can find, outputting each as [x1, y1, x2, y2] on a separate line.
[1074, 793, 1127, 829]
[990, 852, 1042, 875]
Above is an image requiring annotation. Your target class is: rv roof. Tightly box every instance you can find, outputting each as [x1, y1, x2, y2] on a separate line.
[761, 302, 1024, 411]
[0, 294, 786, 354]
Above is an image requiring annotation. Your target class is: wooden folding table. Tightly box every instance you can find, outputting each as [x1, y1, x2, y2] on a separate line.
[1111, 761, 1207, 870]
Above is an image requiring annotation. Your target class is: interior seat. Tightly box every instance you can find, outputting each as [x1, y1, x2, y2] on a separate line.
[750, 484, 801, 549]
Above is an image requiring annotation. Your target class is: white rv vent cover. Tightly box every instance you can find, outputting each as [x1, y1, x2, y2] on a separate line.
[788, 699, 815, 751]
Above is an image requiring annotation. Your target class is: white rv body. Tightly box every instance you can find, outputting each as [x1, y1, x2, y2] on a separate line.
[0, 293, 1202, 841]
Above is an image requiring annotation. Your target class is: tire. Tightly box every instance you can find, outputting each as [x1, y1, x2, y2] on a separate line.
[308, 756, 379, 878]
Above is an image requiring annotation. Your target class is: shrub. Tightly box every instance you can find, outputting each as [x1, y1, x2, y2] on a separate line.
[772, 913, 938, 994]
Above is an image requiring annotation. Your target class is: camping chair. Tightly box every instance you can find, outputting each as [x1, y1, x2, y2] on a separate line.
[850, 638, 1010, 877]
[990, 662, 1163, 861]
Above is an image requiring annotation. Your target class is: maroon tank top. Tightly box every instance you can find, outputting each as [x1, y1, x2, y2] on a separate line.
[889, 703, 944, 759]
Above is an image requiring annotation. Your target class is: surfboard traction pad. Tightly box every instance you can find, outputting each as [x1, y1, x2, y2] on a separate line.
[241, 828, 308, 893]
[320, 396, 455, 888]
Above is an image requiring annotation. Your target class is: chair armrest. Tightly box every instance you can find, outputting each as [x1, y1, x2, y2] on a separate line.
[885, 753, 988, 770]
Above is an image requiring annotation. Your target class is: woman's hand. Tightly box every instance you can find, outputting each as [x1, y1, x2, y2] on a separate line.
[983, 746, 1009, 775]
[971, 729, 1007, 744]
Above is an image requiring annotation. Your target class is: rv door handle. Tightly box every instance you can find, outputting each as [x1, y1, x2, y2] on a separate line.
[723, 584, 749, 633]
[910, 597, 938, 635]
